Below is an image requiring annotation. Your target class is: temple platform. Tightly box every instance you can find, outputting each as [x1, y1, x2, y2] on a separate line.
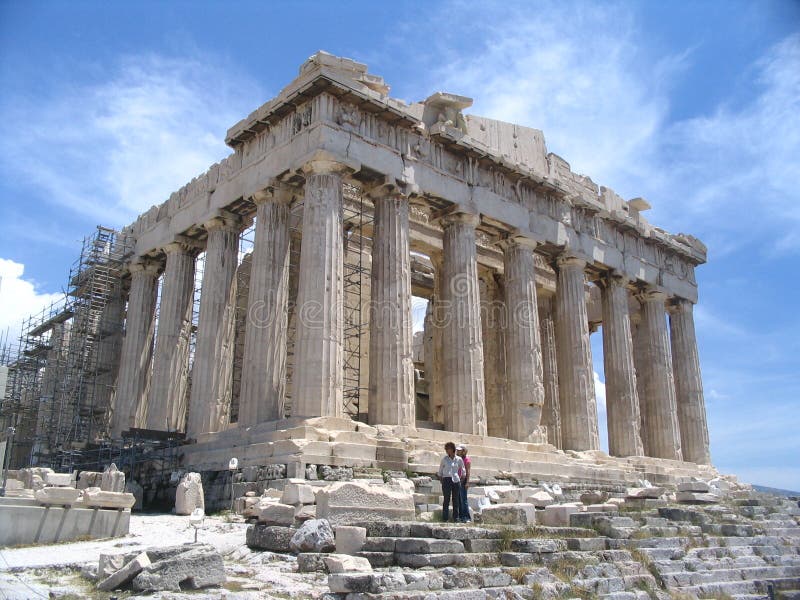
[183, 417, 718, 487]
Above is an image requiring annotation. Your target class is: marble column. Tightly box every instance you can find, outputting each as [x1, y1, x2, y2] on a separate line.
[599, 273, 644, 457]
[186, 215, 241, 438]
[480, 270, 506, 438]
[112, 260, 159, 437]
[429, 255, 445, 424]
[538, 295, 561, 448]
[669, 298, 711, 464]
[146, 243, 196, 432]
[368, 190, 415, 427]
[441, 212, 487, 436]
[238, 187, 293, 426]
[500, 237, 545, 442]
[554, 254, 599, 451]
[291, 162, 346, 418]
[636, 289, 682, 460]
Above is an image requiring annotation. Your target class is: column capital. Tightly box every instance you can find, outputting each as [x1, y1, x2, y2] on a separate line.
[636, 286, 668, 304]
[203, 212, 241, 233]
[438, 209, 480, 229]
[497, 234, 538, 252]
[301, 158, 355, 177]
[597, 270, 630, 290]
[667, 296, 694, 314]
[251, 180, 299, 206]
[555, 252, 586, 270]
[128, 258, 161, 277]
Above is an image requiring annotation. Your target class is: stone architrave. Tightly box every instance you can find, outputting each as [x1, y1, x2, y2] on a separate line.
[292, 161, 348, 418]
[669, 298, 711, 464]
[367, 188, 415, 427]
[147, 242, 196, 432]
[440, 211, 487, 436]
[479, 270, 506, 438]
[554, 254, 599, 451]
[187, 214, 240, 438]
[238, 185, 294, 426]
[636, 289, 682, 461]
[499, 237, 545, 442]
[538, 295, 561, 448]
[113, 259, 159, 437]
[599, 273, 644, 457]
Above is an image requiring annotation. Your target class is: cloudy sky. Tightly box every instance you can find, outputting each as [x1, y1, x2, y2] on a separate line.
[1, 1, 798, 489]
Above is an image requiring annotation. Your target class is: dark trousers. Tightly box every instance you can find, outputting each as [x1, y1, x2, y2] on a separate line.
[459, 482, 471, 521]
[441, 478, 461, 522]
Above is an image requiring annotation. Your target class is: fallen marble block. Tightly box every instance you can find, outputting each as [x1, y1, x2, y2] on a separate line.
[290, 518, 335, 553]
[257, 502, 295, 526]
[335, 525, 367, 555]
[45, 472, 73, 487]
[676, 491, 720, 504]
[35, 487, 82, 506]
[480, 503, 537, 526]
[101, 464, 126, 493]
[316, 480, 414, 525]
[627, 486, 666, 499]
[97, 552, 150, 591]
[132, 545, 225, 591]
[324, 554, 373, 573]
[83, 487, 136, 509]
[282, 481, 316, 505]
[246, 525, 294, 552]
[677, 480, 711, 493]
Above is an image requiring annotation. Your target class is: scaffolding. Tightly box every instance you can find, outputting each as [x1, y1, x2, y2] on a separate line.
[0, 226, 130, 468]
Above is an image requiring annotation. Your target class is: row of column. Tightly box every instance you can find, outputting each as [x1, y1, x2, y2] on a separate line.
[110, 160, 709, 465]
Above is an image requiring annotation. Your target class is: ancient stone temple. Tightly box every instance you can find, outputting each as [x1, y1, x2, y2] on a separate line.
[3, 52, 714, 485]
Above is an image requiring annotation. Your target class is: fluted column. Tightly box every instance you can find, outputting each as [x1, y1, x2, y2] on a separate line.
[538, 295, 561, 448]
[441, 212, 487, 435]
[669, 298, 711, 464]
[113, 260, 159, 437]
[599, 273, 644, 457]
[500, 237, 545, 442]
[186, 215, 241, 437]
[554, 255, 599, 451]
[238, 187, 294, 426]
[429, 255, 445, 424]
[368, 189, 415, 427]
[291, 162, 346, 418]
[636, 289, 682, 460]
[147, 243, 196, 432]
[480, 270, 506, 438]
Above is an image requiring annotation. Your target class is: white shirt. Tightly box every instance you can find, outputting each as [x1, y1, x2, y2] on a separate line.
[438, 454, 465, 483]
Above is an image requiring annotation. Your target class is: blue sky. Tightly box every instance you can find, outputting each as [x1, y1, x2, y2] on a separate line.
[1, 1, 798, 489]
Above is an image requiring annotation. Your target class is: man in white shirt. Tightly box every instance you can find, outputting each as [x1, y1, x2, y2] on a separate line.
[437, 441, 465, 522]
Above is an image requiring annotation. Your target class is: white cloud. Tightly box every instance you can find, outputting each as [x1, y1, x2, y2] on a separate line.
[593, 370, 607, 411]
[0, 259, 63, 348]
[0, 53, 264, 226]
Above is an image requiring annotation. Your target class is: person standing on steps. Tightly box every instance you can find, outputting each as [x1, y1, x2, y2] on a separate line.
[456, 444, 471, 522]
[437, 441, 464, 522]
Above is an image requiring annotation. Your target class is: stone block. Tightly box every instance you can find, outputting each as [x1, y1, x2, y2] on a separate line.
[297, 552, 329, 572]
[394, 538, 465, 554]
[295, 503, 316, 522]
[567, 537, 607, 551]
[676, 491, 720, 504]
[678, 480, 710, 493]
[82, 488, 136, 509]
[587, 503, 619, 513]
[324, 554, 373, 573]
[580, 491, 609, 504]
[315, 480, 414, 525]
[98, 552, 136, 579]
[290, 518, 335, 553]
[282, 482, 316, 505]
[335, 525, 367, 554]
[500, 552, 540, 567]
[257, 502, 295, 526]
[626, 487, 665, 499]
[395, 553, 458, 568]
[509, 538, 566, 553]
[246, 525, 293, 552]
[524, 490, 555, 508]
[45, 472, 73, 487]
[328, 572, 373, 594]
[34, 487, 82, 506]
[4, 479, 23, 491]
[480, 503, 537, 525]
[97, 552, 150, 591]
[175, 472, 204, 515]
[464, 538, 503, 552]
[363, 537, 396, 552]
